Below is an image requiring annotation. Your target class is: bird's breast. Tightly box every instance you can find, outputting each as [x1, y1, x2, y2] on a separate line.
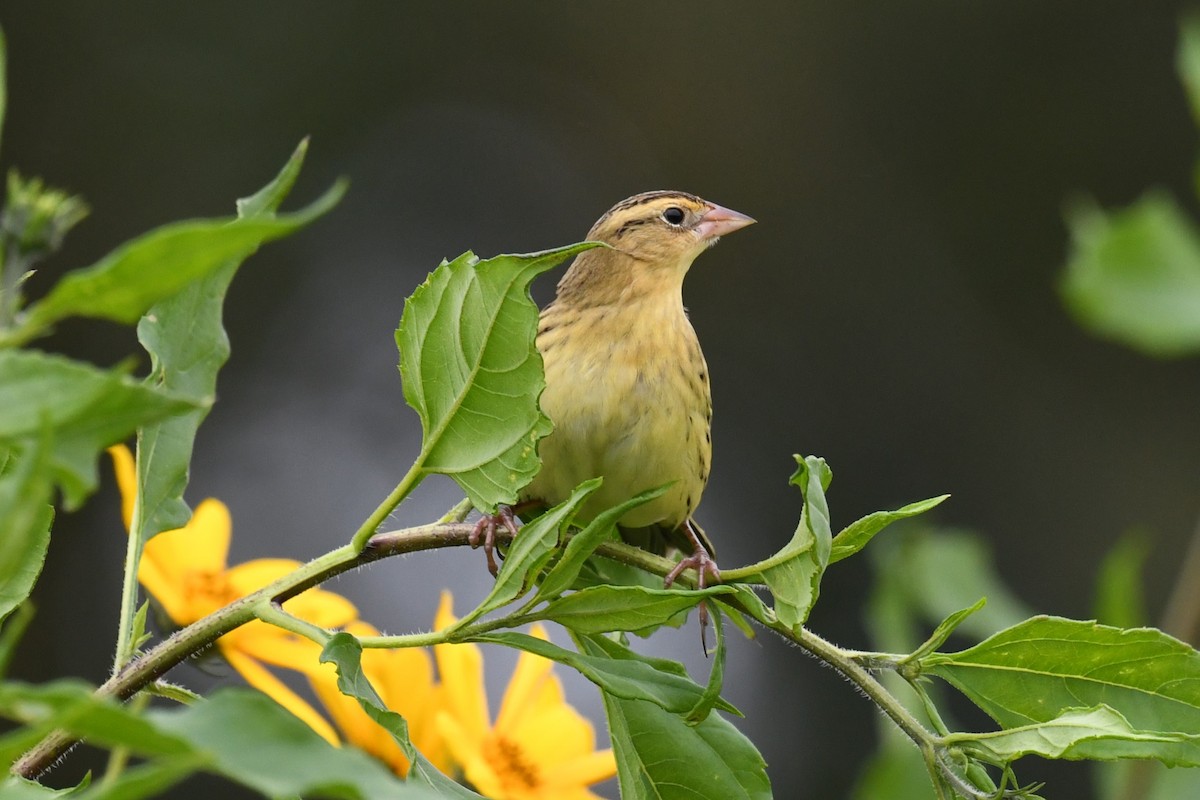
[525, 298, 712, 528]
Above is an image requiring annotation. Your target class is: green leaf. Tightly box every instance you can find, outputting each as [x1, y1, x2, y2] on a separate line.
[452, 479, 599, 631]
[537, 584, 733, 636]
[68, 757, 202, 800]
[950, 704, 1200, 767]
[830, 494, 949, 564]
[14, 179, 345, 339]
[1093, 530, 1150, 629]
[0, 602, 35, 677]
[0, 426, 53, 622]
[577, 635, 770, 800]
[0, 23, 7, 160]
[150, 689, 431, 799]
[319, 633, 482, 798]
[132, 139, 314, 537]
[902, 597, 987, 664]
[686, 605, 727, 725]
[0, 681, 191, 768]
[473, 631, 736, 716]
[1060, 193, 1200, 357]
[0, 351, 198, 507]
[0, 776, 87, 799]
[1178, 14, 1200, 128]
[755, 455, 833, 629]
[535, 484, 669, 602]
[395, 243, 604, 512]
[0, 682, 433, 799]
[924, 616, 1200, 735]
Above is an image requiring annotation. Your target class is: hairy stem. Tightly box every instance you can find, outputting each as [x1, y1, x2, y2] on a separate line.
[15, 520, 961, 788]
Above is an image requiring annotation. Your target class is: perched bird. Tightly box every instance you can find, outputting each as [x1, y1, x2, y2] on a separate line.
[473, 191, 755, 596]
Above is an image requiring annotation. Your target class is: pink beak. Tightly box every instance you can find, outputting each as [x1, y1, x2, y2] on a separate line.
[695, 203, 756, 240]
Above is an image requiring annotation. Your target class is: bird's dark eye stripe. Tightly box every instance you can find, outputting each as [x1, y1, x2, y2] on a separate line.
[662, 207, 686, 225]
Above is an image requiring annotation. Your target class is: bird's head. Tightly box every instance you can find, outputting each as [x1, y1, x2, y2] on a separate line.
[556, 191, 755, 307]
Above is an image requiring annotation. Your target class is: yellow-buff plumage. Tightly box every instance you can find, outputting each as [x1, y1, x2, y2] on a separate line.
[499, 191, 755, 588]
[471, 191, 753, 593]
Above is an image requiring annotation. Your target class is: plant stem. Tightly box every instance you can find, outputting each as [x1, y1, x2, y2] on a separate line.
[12, 524, 471, 778]
[111, 445, 148, 674]
[14, 520, 970, 792]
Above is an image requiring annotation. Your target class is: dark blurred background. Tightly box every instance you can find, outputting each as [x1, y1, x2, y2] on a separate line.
[6, 2, 1200, 798]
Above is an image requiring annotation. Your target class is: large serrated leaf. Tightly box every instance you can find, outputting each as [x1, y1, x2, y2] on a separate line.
[395, 243, 603, 512]
[133, 139, 316, 537]
[924, 616, 1200, 735]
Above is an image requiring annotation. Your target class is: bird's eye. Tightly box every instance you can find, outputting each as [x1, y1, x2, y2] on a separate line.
[662, 207, 686, 225]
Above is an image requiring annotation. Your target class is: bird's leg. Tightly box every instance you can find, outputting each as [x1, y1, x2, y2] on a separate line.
[663, 519, 721, 652]
[468, 500, 541, 577]
[469, 506, 518, 577]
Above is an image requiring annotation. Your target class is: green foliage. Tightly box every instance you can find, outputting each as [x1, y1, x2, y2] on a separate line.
[925, 617, 1200, 740]
[1094, 530, 1151, 629]
[1058, 16, 1200, 358]
[472, 631, 737, 716]
[1061, 194, 1200, 356]
[576, 634, 771, 800]
[0, 681, 443, 798]
[536, 584, 735, 635]
[0, 351, 199, 508]
[1, 18, 1198, 800]
[132, 138, 317, 539]
[9, 182, 344, 343]
[0, 427, 52, 623]
[320, 634, 483, 798]
[394, 242, 602, 513]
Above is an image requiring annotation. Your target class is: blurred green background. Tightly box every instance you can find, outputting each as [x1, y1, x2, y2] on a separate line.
[5, 2, 1199, 798]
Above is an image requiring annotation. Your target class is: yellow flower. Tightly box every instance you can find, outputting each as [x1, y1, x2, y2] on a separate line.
[304, 619, 451, 777]
[108, 445, 356, 745]
[433, 593, 617, 800]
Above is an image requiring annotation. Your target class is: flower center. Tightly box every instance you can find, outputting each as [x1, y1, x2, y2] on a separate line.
[182, 569, 237, 619]
[484, 735, 541, 793]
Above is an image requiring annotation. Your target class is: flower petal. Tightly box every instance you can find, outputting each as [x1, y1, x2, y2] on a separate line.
[541, 749, 617, 788]
[310, 659, 407, 774]
[143, 498, 232, 578]
[107, 445, 136, 530]
[512, 701, 598, 773]
[225, 558, 304, 593]
[495, 624, 556, 735]
[221, 645, 339, 746]
[135, 550, 188, 625]
[436, 711, 504, 798]
[433, 592, 489, 746]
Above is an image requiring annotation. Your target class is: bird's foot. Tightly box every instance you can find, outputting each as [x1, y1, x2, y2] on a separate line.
[469, 505, 520, 577]
[663, 547, 721, 590]
[664, 524, 721, 654]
